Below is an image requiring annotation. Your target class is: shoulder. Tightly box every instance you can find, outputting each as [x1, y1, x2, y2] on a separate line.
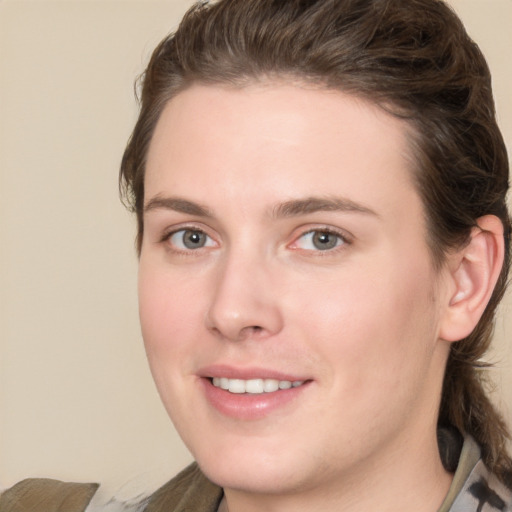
[0, 464, 221, 512]
[0, 478, 99, 512]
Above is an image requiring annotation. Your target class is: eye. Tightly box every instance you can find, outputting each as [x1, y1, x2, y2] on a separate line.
[293, 229, 346, 251]
[168, 229, 216, 250]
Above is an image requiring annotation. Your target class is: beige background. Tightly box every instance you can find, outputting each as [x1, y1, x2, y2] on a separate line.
[1, 0, 511, 499]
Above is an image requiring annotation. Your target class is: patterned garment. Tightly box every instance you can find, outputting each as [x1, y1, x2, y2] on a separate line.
[452, 462, 512, 512]
[1, 435, 510, 511]
[437, 435, 511, 512]
[88, 434, 511, 512]
[84, 433, 512, 511]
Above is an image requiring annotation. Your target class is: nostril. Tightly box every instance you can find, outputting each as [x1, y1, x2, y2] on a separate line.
[234, 325, 264, 341]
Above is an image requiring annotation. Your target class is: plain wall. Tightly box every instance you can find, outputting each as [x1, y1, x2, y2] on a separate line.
[1, 0, 511, 500]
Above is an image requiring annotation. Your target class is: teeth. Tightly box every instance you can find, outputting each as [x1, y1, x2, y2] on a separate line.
[228, 379, 246, 393]
[245, 379, 264, 394]
[263, 379, 279, 393]
[211, 377, 304, 394]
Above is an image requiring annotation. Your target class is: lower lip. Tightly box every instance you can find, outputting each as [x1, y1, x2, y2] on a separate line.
[200, 378, 311, 420]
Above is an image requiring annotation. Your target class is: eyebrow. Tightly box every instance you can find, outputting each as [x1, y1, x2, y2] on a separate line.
[143, 195, 378, 219]
[144, 196, 213, 217]
[272, 196, 378, 218]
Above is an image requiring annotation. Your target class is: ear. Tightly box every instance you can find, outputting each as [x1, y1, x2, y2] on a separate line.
[439, 215, 505, 342]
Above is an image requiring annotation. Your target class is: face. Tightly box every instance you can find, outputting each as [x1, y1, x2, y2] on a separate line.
[139, 83, 452, 498]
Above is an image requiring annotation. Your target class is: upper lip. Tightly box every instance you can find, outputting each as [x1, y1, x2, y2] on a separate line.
[198, 364, 309, 382]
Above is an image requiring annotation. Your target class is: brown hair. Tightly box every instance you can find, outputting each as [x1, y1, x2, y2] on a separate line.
[120, 0, 511, 484]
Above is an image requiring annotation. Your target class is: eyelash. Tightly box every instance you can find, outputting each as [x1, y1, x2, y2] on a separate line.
[288, 227, 351, 255]
[160, 225, 217, 254]
[159, 225, 351, 255]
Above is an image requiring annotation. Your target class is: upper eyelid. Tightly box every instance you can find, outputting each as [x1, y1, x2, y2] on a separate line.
[301, 227, 349, 239]
[295, 230, 348, 248]
[159, 225, 219, 250]
[162, 227, 219, 254]
[290, 225, 353, 244]
[161, 222, 214, 238]
[284, 227, 353, 257]
[156, 222, 353, 248]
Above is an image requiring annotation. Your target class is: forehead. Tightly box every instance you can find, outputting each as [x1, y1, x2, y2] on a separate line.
[145, 82, 422, 225]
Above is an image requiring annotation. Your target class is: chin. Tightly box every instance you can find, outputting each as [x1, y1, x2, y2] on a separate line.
[198, 457, 305, 495]
[190, 435, 321, 496]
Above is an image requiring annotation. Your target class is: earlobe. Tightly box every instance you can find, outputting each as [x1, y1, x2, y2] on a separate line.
[439, 215, 504, 343]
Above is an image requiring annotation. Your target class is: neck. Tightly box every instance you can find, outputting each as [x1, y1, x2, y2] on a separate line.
[221, 428, 453, 512]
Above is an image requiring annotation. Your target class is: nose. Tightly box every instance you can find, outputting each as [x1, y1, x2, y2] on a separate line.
[205, 251, 284, 342]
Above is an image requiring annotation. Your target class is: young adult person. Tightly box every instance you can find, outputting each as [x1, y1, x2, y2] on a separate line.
[116, 0, 512, 511]
[2, 1, 509, 511]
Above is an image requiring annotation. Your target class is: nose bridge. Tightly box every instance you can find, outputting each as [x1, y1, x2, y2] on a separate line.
[205, 243, 283, 341]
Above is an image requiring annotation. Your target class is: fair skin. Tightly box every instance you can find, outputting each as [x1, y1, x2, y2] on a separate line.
[138, 82, 503, 512]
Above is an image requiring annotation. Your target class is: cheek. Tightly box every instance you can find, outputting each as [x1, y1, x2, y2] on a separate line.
[290, 260, 438, 382]
[138, 264, 205, 367]
[291, 267, 441, 447]
[137, 265, 209, 428]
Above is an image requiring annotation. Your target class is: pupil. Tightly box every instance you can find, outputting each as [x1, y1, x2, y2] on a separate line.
[313, 231, 337, 250]
[184, 230, 205, 249]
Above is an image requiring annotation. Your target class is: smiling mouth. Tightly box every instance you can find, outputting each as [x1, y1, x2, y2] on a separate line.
[210, 377, 305, 394]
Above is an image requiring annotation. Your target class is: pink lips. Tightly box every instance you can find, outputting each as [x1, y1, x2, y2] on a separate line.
[198, 365, 311, 420]
[199, 364, 306, 382]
